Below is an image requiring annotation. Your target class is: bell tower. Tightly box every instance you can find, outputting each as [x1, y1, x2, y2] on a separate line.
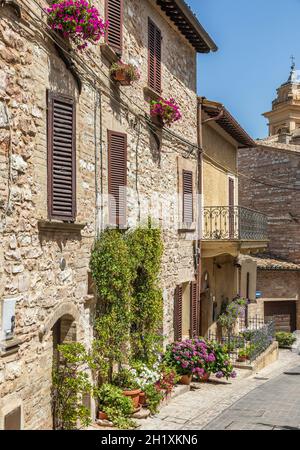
[263, 57, 300, 136]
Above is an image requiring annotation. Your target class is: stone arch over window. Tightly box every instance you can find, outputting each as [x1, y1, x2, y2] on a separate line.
[39, 302, 83, 342]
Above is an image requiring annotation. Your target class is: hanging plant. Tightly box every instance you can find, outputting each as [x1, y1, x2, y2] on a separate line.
[110, 61, 140, 86]
[46, 0, 108, 50]
[150, 97, 182, 127]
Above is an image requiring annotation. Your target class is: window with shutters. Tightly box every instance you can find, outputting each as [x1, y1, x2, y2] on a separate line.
[183, 170, 193, 224]
[108, 130, 127, 227]
[190, 282, 198, 338]
[106, 0, 123, 54]
[47, 92, 76, 222]
[174, 285, 183, 341]
[148, 18, 162, 94]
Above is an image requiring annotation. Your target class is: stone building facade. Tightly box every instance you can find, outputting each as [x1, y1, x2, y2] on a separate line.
[0, 0, 218, 429]
[238, 64, 300, 332]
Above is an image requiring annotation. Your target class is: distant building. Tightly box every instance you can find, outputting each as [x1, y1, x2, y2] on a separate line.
[238, 63, 300, 332]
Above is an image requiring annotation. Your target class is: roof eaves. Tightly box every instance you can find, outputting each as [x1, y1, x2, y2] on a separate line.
[155, 0, 218, 53]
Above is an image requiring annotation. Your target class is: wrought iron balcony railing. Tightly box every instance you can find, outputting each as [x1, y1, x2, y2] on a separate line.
[202, 206, 268, 241]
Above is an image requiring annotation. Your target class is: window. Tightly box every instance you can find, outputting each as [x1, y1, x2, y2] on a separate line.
[183, 170, 193, 224]
[106, 0, 123, 55]
[4, 407, 21, 430]
[108, 131, 127, 227]
[47, 92, 76, 221]
[148, 18, 161, 93]
[1, 298, 17, 341]
[174, 282, 198, 341]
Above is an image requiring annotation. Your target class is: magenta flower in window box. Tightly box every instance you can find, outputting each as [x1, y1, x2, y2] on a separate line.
[46, 0, 108, 50]
[150, 97, 182, 127]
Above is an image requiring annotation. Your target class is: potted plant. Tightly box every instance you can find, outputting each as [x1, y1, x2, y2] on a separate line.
[237, 344, 255, 363]
[46, 0, 108, 50]
[129, 362, 161, 406]
[207, 341, 237, 380]
[96, 384, 135, 429]
[150, 97, 182, 128]
[164, 339, 215, 385]
[276, 332, 297, 349]
[110, 61, 140, 86]
[113, 369, 141, 409]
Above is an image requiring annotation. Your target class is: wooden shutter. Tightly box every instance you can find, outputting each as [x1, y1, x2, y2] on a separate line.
[174, 285, 183, 341]
[47, 92, 76, 221]
[106, 0, 123, 54]
[190, 282, 198, 338]
[148, 18, 162, 93]
[108, 130, 127, 227]
[183, 170, 193, 223]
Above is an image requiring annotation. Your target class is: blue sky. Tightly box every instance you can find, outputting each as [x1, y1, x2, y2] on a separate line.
[186, 0, 300, 139]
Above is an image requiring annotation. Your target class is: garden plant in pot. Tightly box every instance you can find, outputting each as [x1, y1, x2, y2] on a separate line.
[96, 384, 135, 429]
[237, 345, 254, 363]
[110, 61, 140, 86]
[46, 0, 108, 50]
[150, 97, 182, 128]
[113, 368, 141, 410]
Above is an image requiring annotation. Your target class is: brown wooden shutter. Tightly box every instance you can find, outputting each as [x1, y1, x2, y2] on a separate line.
[148, 18, 162, 93]
[106, 0, 123, 54]
[190, 282, 198, 338]
[47, 92, 76, 221]
[183, 170, 193, 224]
[108, 130, 127, 227]
[174, 285, 183, 341]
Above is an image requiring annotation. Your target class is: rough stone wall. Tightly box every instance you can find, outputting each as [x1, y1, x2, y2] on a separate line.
[238, 145, 300, 263]
[0, 0, 199, 429]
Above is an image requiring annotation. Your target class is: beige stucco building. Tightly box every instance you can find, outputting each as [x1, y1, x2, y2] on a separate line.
[199, 98, 268, 337]
[0, 0, 220, 429]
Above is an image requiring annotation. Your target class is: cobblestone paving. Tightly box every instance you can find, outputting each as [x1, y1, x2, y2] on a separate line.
[139, 349, 300, 430]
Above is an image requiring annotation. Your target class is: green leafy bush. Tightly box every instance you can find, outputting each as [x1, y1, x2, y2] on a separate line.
[113, 368, 140, 390]
[51, 343, 93, 430]
[97, 384, 135, 429]
[276, 332, 296, 348]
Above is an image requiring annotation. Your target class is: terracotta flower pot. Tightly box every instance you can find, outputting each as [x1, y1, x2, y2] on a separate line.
[237, 355, 249, 363]
[122, 388, 141, 409]
[199, 372, 211, 383]
[139, 391, 146, 405]
[112, 69, 132, 86]
[98, 411, 109, 421]
[151, 114, 164, 128]
[179, 374, 192, 385]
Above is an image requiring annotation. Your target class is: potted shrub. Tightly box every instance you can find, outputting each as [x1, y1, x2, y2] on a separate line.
[129, 362, 161, 406]
[46, 0, 108, 50]
[96, 384, 135, 429]
[110, 61, 140, 86]
[207, 341, 237, 380]
[113, 369, 141, 409]
[237, 345, 255, 363]
[276, 332, 297, 348]
[150, 97, 182, 128]
[164, 339, 216, 385]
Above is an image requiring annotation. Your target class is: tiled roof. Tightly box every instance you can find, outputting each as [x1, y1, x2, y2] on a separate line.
[200, 98, 256, 148]
[250, 254, 300, 271]
[256, 136, 300, 153]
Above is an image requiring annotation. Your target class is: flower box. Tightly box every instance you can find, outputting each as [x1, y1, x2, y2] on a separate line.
[150, 97, 182, 128]
[110, 62, 140, 86]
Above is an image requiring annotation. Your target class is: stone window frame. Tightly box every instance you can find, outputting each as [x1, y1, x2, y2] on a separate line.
[0, 397, 23, 430]
[177, 156, 197, 232]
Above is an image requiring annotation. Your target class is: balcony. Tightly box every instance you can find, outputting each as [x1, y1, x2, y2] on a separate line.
[202, 206, 268, 257]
